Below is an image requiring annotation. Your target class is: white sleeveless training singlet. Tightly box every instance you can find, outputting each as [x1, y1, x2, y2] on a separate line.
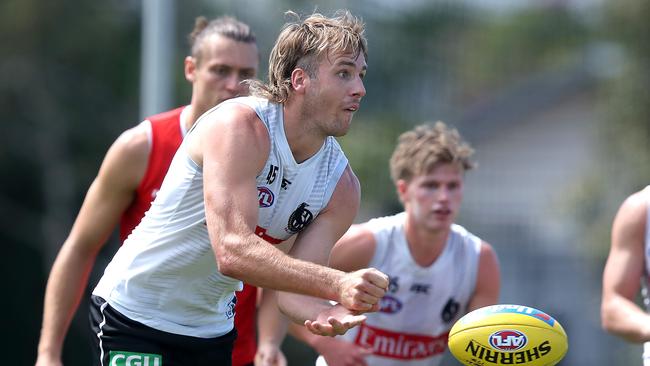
[93, 96, 348, 338]
[317, 212, 482, 366]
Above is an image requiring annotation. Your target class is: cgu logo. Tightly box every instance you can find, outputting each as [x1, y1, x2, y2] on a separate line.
[109, 351, 161, 366]
[488, 330, 528, 352]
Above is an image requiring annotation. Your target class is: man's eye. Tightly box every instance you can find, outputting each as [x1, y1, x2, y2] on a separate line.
[337, 71, 350, 79]
[213, 67, 231, 77]
[239, 71, 255, 80]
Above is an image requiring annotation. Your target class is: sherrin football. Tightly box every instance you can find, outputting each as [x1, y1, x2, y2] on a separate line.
[448, 304, 568, 366]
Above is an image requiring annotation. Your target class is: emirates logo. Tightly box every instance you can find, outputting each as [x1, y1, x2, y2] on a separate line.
[354, 323, 448, 360]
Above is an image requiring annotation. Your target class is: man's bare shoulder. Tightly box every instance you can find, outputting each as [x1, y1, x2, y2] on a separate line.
[625, 188, 650, 207]
[617, 188, 649, 225]
[343, 223, 376, 247]
[188, 102, 270, 170]
[192, 102, 267, 147]
[92, 121, 151, 192]
[335, 165, 361, 201]
[202, 102, 261, 128]
[477, 240, 500, 272]
[112, 122, 151, 159]
[610, 187, 648, 253]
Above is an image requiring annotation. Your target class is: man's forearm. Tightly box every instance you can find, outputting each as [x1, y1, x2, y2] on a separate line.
[602, 295, 650, 342]
[257, 290, 289, 345]
[215, 230, 387, 313]
[217, 235, 342, 303]
[37, 247, 95, 357]
[277, 292, 333, 325]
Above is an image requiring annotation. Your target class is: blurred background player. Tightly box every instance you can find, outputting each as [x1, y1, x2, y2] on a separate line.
[35, 15, 265, 366]
[292, 121, 501, 366]
[601, 186, 650, 366]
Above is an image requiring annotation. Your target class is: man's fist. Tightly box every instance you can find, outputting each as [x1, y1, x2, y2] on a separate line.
[337, 268, 389, 312]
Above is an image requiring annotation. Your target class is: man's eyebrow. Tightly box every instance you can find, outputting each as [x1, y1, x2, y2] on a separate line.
[208, 63, 231, 68]
[335, 60, 367, 70]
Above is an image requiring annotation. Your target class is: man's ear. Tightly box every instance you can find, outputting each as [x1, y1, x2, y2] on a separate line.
[396, 179, 408, 203]
[184, 56, 196, 83]
[290, 68, 309, 93]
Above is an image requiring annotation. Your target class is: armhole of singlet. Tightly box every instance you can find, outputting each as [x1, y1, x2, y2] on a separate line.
[321, 155, 349, 206]
[467, 235, 482, 300]
[131, 119, 154, 194]
[368, 219, 392, 266]
[452, 226, 482, 303]
[179, 106, 189, 138]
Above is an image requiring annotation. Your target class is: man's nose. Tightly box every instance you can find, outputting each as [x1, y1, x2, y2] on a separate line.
[224, 73, 240, 91]
[352, 76, 366, 98]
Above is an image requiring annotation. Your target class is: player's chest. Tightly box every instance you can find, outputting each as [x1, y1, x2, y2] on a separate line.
[254, 159, 329, 242]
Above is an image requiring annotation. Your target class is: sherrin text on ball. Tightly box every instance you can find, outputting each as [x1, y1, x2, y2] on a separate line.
[448, 304, 568, 366]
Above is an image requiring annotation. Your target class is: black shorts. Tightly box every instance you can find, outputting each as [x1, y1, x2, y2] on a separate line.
[89, 295, 236, 366]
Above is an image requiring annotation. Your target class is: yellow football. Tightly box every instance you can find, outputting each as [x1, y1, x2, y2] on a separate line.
[448, 304, 568, 366]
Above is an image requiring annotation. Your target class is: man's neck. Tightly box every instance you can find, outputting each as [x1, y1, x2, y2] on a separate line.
[282, 103, 327, 164]
[187, 96, 221, 130]
[184, 104, 201, 132]
[403, 217, 450, 267]
[179, 105, 196, 134]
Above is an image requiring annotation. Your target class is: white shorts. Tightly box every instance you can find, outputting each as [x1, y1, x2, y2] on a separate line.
[644, 342, 650, 366]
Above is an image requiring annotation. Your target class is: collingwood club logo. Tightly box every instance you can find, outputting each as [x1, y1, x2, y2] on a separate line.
[287, 202, 313, 234]
[441, 298, 460, 323]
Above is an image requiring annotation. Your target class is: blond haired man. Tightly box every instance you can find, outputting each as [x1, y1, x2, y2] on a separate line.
[88, 10, 388, 366]
[294, 122, 501, 366]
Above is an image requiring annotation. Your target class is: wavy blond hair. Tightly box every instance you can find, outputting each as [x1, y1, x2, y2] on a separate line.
[249, 10, 367, 103]
[390, 122, 476, 184]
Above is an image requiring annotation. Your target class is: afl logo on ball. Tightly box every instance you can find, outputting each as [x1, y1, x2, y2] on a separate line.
[489, 330, 528, 351]
[258, 187, 274, 207]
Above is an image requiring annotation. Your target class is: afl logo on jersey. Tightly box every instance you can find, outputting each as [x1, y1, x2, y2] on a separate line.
[379, 295, 402, 314]
[257, 187, 275, 208]
[287, 202, 313, 234]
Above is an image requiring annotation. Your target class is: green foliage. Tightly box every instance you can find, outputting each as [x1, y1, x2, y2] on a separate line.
[603, 0, 650, 61]
[0, 1, 141, 363]
[564, 0, 650, 258]
[0, 0, 141, 178]
[338, 116, 411, 218]
[458, 6, 591, 95]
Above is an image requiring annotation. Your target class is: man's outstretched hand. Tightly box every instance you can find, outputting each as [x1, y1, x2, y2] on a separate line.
[304, 303, 368, 337]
